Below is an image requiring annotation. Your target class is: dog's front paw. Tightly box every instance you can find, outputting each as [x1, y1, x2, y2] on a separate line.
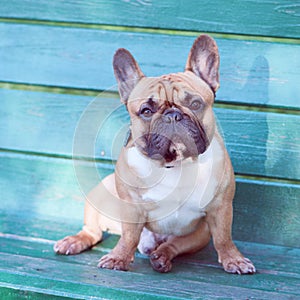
[150, 250, 173, 273]
[222, 257, 256, 275]
[54, 234, 93, 255]
[98, 253, 131, 271]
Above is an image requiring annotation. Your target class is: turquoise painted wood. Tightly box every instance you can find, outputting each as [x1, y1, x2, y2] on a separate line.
[0, 154, 299, 248]
[1, 235, 300, 278]
[0, 89, 299, 181]
[1, 151, 298, 298]
[0, 235, 300, 299]
[1, 23, 300, 109]
[0, 1, 300, 298]
[1, 0, 300, 39]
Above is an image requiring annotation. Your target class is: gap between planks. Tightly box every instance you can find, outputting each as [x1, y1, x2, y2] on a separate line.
[0, 82, 299, 115]
[0, 17, 300, 45]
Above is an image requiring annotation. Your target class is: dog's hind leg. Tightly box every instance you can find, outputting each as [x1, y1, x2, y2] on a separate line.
[54, 174, 121, 255]
[149, 219, 211, 273]
[137, 227, 169, 256]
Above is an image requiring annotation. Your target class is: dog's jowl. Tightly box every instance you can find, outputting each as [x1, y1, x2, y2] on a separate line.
[54, 35, 256, 275]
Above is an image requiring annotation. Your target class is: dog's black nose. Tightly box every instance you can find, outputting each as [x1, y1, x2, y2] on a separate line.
[163, 108, 183, 123]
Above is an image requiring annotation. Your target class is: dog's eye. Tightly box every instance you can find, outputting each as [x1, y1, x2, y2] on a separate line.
[140, 107, 153, 118]
[190, 100, 202, 111]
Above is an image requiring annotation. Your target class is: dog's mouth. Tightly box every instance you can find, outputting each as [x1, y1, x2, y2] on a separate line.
[146, 135, 188, 163]
[140, 117, 208, 167]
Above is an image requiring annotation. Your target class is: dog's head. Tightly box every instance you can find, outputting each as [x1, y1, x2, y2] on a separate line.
[113, 35, 220, 167]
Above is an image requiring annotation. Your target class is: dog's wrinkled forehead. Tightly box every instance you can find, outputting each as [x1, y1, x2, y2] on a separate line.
[128, 71, 215, 110]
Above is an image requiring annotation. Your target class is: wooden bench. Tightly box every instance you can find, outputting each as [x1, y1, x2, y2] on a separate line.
[0, 1, 299, 298]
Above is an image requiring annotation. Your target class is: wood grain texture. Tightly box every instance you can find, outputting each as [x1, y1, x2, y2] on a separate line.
[1, 235, 299, 278]
[233, 179, 300, 247]
[0, 235, 300, 299]
[1, 0, 300, 38]
[0, 153, 299, 248]
[0, 255, 297, 299]
[1, 23, 300, 109]
[1, 1, 299, 298]
[1, 89, 299, 180]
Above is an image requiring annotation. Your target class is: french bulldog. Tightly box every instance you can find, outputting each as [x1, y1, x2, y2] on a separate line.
[54, 35, 256, 275]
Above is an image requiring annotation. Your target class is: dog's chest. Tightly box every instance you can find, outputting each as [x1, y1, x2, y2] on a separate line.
[126, 142, 221, 235]
[144, 162, 212, 235]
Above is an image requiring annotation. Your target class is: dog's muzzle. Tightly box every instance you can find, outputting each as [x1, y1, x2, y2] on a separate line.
[144, 108, 208, 163]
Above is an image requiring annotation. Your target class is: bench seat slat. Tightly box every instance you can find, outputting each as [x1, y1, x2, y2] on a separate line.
[1, 89, 299, 180]
[0, 234, 299, 278]
[1, 23, 300, 109]
[0, 153, 299, 248]
[1, 0, 300, 39]
[0, 236, 300, 299]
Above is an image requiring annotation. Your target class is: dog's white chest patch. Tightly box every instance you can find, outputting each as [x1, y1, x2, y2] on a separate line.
[126, 138, 223, 235]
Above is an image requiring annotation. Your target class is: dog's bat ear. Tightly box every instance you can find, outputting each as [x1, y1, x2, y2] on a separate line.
[113, 48, 144, 104]
[185, 35, 220, 93]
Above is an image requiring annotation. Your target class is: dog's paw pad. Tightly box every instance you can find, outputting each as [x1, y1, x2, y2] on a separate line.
[150, 251, 172, 273]
[98, 254, 129, 271]
[224, 257, 256, 275]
